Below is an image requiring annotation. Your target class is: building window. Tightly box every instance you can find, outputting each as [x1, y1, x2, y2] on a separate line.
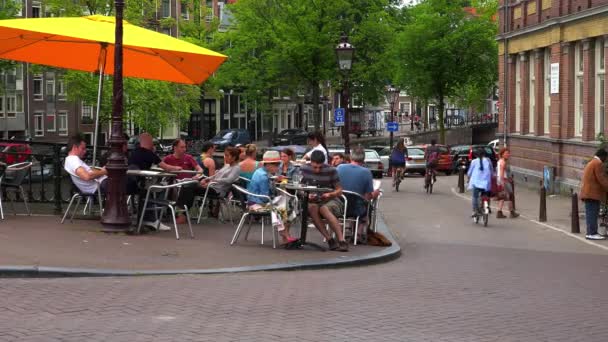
[33, 74, 43, 101]
[46, 79, 55, 102]
[161, 0, 171, 18]
[161, 27, 171, 36]
[515, 56, 521, 132]
[32, 1, 41, 18]
[574, 42, 584, 137]
[46, 112, 55, 132]
[57, 78, 66, 100]
[181, 3, 189, 19]
[544, 49, 551, 135]
[82, 104, 93, 122]
[529, 54, 536, 134]
[82, 132, 93, 145]
[58, 111, 68, 136]
[596, 39, 605, 137]
[34, 112, 44, 136]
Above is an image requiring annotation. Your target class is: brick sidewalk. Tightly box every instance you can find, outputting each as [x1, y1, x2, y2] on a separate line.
[450, 175, 608, 249]
[0, 214, 394, 273]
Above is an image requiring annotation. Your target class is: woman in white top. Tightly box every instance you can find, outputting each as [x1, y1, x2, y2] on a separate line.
[496, 147, 519, 219]
[303, 131, 328, 164]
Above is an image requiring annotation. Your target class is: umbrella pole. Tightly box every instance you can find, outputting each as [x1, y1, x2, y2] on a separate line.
[92, 44, 107, 166]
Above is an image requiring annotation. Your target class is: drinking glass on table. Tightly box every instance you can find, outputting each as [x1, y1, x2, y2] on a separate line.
[292, 173, 301, 186]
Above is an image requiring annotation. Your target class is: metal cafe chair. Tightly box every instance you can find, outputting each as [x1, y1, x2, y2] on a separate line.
[229, 184, 279, 248]
[0, 161, 33, 219]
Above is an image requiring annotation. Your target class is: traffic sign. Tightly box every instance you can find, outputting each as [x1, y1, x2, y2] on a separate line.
[334, 108, 345, 127]
[386, 122, 399, 132]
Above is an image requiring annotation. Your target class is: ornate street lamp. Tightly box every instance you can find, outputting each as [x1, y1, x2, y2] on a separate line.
[335, 34, 354, 154]
[385, 85, 400, 150]
[101, 0, 130, 229]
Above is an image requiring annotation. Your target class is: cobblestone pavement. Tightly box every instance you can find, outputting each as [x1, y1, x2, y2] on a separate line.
[1, 177, 608, 342]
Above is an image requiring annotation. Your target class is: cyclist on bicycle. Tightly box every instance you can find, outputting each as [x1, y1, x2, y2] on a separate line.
[389, 139, 408, 188]
[424, 139, 440, 188]
[467, 147, 493, 217]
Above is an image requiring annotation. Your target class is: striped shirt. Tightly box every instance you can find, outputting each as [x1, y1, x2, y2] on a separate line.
[300, 164, 340, 189]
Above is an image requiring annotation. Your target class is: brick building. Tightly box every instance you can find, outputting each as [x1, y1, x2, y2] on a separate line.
[498, 0, 608, 192]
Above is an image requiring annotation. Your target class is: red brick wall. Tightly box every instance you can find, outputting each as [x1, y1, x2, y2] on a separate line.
[499, 56, 505, 132]
[561, 42, 575, 139]
[509, 55, 518, 133]
[521, 53, 531, 134]
[605, 38, 608, 137]
[582, 39, 596, 141]
[550, 43, 562, 139]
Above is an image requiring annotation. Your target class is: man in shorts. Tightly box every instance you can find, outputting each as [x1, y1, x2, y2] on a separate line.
[300, 150, 348, 252]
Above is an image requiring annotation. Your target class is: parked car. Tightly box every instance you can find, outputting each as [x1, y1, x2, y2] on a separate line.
[0, 143, 32, 164]
[272, 129, 308, 146]
[419, 144, 453, 175]
[373, 146, 391, 173]
[267, 145, 309, 160]
[404, 147, 427, 175]
[488, 139, 500, 152]
[327, 148, 384, 178]
[468, 145, 498, 170]
[450, 144, 498, 171]
[210, 129, 252, 150]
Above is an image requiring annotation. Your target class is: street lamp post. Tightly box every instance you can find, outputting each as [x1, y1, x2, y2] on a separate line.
[335, 34, 354, 154]
[386, 85, 400, 149]
[100, 0, 130, 229]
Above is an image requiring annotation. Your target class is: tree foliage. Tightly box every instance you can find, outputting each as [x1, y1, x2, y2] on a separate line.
[393, 0, 497, 143]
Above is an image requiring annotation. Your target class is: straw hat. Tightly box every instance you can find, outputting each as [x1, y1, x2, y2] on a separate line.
[262, 150, 281, 164]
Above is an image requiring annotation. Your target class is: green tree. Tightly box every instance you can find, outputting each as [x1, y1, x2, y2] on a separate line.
[393, 0, 497, 143]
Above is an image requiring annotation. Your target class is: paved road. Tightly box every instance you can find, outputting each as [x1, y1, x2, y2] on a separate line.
[2, 177, 608, 342]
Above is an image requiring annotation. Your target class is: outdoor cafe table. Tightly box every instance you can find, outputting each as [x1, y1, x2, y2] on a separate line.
[284, 183, 333, 251]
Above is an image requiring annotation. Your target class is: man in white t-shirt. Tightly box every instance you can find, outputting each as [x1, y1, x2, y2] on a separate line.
[64, 135, 108, 194]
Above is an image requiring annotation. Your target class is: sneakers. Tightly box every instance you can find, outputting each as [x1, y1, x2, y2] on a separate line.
[496, 211, 506, 219]
[509, 211, 520, 218]
[327, 238, 339, 250]
[586, 234, 607, 240]
[337, 240, 349, 252]
[144, 220, 172, 231]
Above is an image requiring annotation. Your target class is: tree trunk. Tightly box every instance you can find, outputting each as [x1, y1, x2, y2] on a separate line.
[438, 93, 446, 145]
[312, 82, 320, 131]
[422, 100, 428, 130]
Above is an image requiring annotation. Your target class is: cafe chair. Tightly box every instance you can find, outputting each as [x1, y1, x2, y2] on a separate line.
[369, 189, 383, 232]
[194, 181, 219, 223]
[0, 161, 33, 219]
[340, 190, 371, 246]
[137, 180, 198, 240]
[61, 175, 104, 224]
[230, 184, 279, 248]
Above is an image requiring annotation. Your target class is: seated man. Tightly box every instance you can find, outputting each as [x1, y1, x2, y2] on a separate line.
[300, 150, 348, 252]
[247, 150, 298, 246]
[64, 134, 108, 194]
[128, 133, 182, 231]
[337, 146, 380, 241]
[162, 138, 203, 180]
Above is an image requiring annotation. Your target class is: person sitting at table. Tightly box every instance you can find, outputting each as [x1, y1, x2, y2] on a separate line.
[239, 144, 259, 181]
[128, 132, 181, 231]
[247, 150, 299, 246]
[279, 148, 297, 179]
[331, 152, 349, 167]
[64, 134, 108, 195]
[175, 147, 241, 223]
[162, 138, 203, 179]
[198, 141, 217, 177]
[337, 146, 380, 242]
[300, 150, 348, 252]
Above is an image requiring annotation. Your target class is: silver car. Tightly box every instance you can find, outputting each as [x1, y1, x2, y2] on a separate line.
[328, 148, 384, 178]
[405, 147, 426, 175]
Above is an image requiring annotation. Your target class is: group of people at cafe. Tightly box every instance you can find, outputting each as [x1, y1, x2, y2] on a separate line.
[63, 131, 380, 251]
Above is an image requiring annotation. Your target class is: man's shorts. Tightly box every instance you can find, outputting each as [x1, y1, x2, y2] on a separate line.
[311, 197, 343, 218]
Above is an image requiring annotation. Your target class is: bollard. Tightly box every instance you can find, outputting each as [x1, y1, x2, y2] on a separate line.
[458, 165, 465, 193]
[571, 190, 580, 234]
[539, 181, 547, 222]
[511, 178, 516, 212]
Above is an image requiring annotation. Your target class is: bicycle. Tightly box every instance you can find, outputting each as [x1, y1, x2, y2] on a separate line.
[472, 191, 490, 227]
[393, 167, 404, 192]
[424, 167, 435, 194]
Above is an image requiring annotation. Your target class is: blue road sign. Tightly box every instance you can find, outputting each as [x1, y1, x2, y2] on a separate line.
[386, 122, 399, 132]
[334, 108, 345, 127]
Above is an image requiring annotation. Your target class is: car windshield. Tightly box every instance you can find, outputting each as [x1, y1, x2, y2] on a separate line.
[408, 148, 424, 156]
[218, 131, 234, 140]
[280, 130, 296, 135]
[365, 151, 379, 159]
[378, 148, 391, 156]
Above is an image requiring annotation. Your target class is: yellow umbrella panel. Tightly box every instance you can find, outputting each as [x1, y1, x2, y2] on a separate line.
[0, 15, 227, 85]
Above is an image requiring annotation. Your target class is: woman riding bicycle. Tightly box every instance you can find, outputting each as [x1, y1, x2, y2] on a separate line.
[467, 147, 493, 217]
[390, 139, 408, 189]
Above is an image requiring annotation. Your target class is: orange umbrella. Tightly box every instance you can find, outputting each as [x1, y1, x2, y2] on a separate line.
[0, 15, 227, 162]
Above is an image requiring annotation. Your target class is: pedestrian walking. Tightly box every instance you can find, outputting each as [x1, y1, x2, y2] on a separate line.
[580, 148, 608, 240]
[495, 147, 519, 219]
